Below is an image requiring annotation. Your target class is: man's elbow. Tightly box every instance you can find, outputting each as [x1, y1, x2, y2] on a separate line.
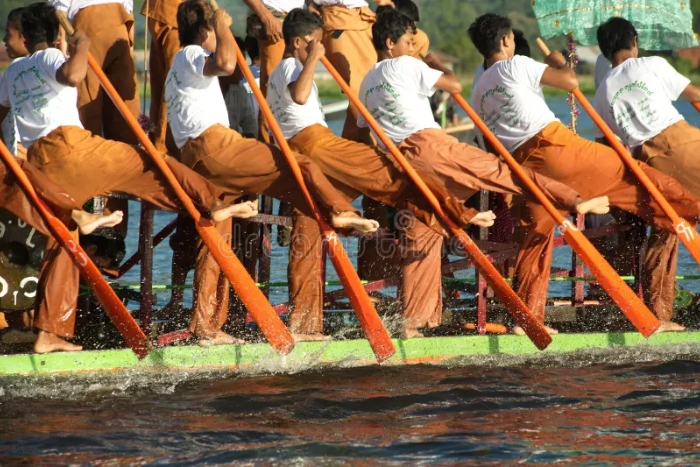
[217, 60, 237, 76]
[65, 72, 85, 87]
[291, 94, 308, 105]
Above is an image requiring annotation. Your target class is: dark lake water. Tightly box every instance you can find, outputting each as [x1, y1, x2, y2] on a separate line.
[2, 96, 700, 466]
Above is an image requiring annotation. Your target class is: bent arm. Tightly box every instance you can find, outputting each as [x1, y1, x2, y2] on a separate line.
[425, 54, 461, 94]
[681, 83, 700, 103]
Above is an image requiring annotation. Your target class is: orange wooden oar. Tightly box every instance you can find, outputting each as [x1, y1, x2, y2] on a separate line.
[320, 57, 552, 349]
[57, 11, 294, 355]
[0, 141, 151, 358]
[210, 1, 395, 361]
[452, 92, 659, 337]
[537, 37, 700, 267]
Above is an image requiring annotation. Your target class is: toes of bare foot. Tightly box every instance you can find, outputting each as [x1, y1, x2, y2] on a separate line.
[197, 331, 244, 347]
[401, 329, 424, 339]
[292, 332, 331, 342]
[332, 213, 379, 234]
[576, 196, 610, 215]
[544, 325, 559, 335]
[512, 326, 526, 336]
[34, 331, 83, 354]
[657, 321, 686, 333]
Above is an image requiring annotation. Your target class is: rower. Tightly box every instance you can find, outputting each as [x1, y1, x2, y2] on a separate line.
[164, 0, 378, 346]
[0, 2, 251, 353]
[594, 17, 700, 331]
[359, 10, 610, 337]
[468, 13, 700, 334]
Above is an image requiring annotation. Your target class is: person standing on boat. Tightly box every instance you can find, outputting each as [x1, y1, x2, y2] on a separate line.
[165, 0, 381, 345]
[0, 2, 254, 354]
[468, 13, 700, 334]
[594, 17, 700, 330]
[141, 0, 183, 155]
[267, 8, 496, 340]
[360, 10, 610, 337]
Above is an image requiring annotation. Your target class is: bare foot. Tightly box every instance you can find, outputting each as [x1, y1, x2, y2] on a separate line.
[331, 211, 379, 234]
[656, 321, 686, 333]
[210, 200, 259, 222]
[292, 332, 331, 342]
[575, 196, 610, 215]
[468, 210, 496, 227]
[512, 325, 559, 336]
[34, 330, 83, 354]
[401, 328, 424, 339]
[197, 331, 244, 347]
[72, 210, 124, 235]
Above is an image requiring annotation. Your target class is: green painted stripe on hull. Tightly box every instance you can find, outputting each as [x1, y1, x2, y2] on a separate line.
[2, 332, 700, 376]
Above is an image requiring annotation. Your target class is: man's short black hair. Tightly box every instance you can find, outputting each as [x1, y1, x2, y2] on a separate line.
[597, 17, 637, 60]
[513, 29, 530, 58]
[7, 7, 25, 32]
[21, 3, 58, 45]
[372, 8, 416, 51]
[467, 13, 513, 58]
[392, 0, 419, 22]
[282, 8, 323, 45]
[244, 35, 259, 61]
[177, 0, 213, 47]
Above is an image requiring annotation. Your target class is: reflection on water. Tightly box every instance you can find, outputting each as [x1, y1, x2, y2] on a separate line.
[2, 358, 700, 465]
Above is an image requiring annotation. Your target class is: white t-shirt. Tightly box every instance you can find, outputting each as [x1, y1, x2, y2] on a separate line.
[470, 55, 558, 153]
[470, 62, 485, 100]
[313, 0, 368, 7]
[358, 56, 442, 148]
[593, 56, 690, 149]
[165, 45, 229, 149]
[267, 57, 326, 140]
[0, 60, 24, 156]
[0, 49, 83, 148]
[260, 0, 305, 13]
[48, 0, 133, 22]
[594, 53, 612, 89]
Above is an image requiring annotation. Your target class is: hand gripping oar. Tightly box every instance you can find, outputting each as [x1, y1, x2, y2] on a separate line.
[320, 58, 553, 349]
[0, 141, 151, 358]
[208, 1, 395, 361]
[536, 38, 700, 268]
[56, 11, 294, 355]
[451, 92, 660, 337]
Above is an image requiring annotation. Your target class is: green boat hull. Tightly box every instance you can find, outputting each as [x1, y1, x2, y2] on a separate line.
[2, 331, 700, 377]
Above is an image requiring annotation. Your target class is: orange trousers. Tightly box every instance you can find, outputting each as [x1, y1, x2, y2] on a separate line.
[285, 124, 477, 334]
[179, 124, 359, 338]
[395, 128, 583, 331]
[318, 5, 376, 142]
[0, 158, 81, 235]
[73, 3, 140, 144]
[27, 126, 222, 338]
[258, 37, 285, 142]
[147, 18, 181, 155]
[634, 120, 700, 320]
[512, 122, 700, 322]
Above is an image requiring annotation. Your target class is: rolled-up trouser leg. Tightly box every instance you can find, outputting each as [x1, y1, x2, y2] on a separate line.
[287, 211, 325, 334]
[642, 226, 678, 322]
[512, 201, 559, 323]
[397, 214, 444, 331]
[189, 218, 232, 338]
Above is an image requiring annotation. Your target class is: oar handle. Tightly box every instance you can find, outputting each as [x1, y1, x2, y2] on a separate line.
[56, 10, 75, 36]
[535, 38, 551, 56]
